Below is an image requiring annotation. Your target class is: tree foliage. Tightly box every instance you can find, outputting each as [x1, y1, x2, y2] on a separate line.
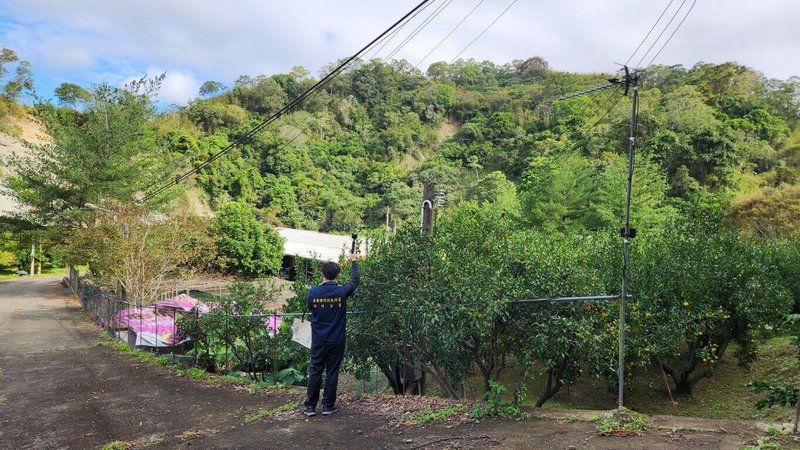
[211, 201, 283, 276]
[5, 75, 172, 228]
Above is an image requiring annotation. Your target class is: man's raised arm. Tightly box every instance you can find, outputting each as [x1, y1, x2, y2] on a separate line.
[342, 253, 360, 297]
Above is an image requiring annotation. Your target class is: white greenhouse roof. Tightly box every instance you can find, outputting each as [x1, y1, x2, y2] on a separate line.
[276, 228, 366, 262]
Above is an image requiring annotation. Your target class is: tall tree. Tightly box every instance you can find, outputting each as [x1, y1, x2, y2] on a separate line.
[4, 75, 172, 228]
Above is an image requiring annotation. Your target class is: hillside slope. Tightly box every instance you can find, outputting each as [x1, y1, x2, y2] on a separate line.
[0, 114, 48, 214]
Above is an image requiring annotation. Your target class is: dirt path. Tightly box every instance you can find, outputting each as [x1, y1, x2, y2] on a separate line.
[0, 277, 788, 449]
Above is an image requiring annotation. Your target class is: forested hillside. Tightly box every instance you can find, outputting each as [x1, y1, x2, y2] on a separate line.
[147, 57, 799, 238]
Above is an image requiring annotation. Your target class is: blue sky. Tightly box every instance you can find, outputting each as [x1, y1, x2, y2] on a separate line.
[1, 0, 799, 106]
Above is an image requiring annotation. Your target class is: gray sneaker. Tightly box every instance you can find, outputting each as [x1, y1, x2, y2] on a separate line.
[322, 405, 339, 415]
[304, 406, 316, 417]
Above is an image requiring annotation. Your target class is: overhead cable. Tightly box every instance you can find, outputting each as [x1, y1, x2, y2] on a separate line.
[624, 0, 676, 67]
[634, 0, 690, 68]
[383, 0, 455, 63]
[644, 0, 698, 69]
[449, 0, 520, 63]
[365, 0, 437, 61]
[139, 0, 434, 204]
[415, 0, 486, 68]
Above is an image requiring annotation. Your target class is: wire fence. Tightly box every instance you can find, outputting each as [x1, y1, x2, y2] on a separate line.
[76, 281, 198, 363]
[69, 273, 389, 393]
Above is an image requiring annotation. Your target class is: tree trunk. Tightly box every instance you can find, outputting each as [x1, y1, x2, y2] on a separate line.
[536, 365, 565, 407]
[378, 361, 402, 395]
[654, 354, 712, 396]
[794, 391, 799, 434]
[674, 375, 693, 396]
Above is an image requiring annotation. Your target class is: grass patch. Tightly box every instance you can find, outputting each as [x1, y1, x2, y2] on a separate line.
[567, 414, 581, 422]
[113, 341, 130, 352]
[244, 400, 300, 424]
[742, 437, 783, 450]
[178, 428, 219, 441]
[101, 441, 134, 450]
[595, 408, 650, 436]
[406, 404, 467, 425]
[186, 367, 208, 380]
[0, 266, 70, 281]
[0, 394, 6, 406]
[765, 425, 790, 436]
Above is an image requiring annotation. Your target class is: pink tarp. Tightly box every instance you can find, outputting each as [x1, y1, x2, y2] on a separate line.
[156, 293, 211, 314]
[116, 294, 281, 347]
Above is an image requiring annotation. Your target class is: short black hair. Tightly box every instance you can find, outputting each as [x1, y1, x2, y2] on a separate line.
[322, 261, 341, 280]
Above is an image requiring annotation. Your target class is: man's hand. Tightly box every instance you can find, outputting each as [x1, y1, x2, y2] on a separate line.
[349, 252, 358, 262]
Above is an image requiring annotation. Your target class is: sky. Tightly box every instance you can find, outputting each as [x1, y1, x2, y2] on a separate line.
[1, 0, 799, 106]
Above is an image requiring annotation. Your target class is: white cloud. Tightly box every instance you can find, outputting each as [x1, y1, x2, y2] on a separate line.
[121, 68, 200, 105]
[158, 71, 201, 105]
[1, 0, 799, 102]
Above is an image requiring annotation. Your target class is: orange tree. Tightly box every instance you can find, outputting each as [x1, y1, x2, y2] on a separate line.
[505, 230, 619, 406]
[347, 204, 620, 402]
[629, 223, 793, 395]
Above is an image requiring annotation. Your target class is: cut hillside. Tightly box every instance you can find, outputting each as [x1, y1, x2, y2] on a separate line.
[0, 114, 48, 214]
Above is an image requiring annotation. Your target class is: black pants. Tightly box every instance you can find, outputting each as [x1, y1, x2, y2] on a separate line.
[304, 342, 346, 409]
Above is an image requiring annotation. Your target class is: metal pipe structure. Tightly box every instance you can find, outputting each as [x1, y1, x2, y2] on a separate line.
[618, 71, 639, 407]
[509, 295, 628, 304]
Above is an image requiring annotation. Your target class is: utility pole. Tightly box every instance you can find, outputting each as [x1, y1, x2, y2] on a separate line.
[618, 66, 639, 408]
[415, 182, 435, 395]
[29, 239, 35, 276]
[386, 206, 391, 237]
[421, 184, 434, 235]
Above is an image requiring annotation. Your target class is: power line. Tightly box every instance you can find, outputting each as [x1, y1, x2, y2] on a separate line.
[624, 0, 676, 67]
[365, 0, 437, 61]
[139, 0, 434, 204]
[383, 0, 455, 63]
[634, 0, 690, 68]
[644, 0, 698, 69]
[415, 0, 486, 69]
[449, 0, 519, 63]
[587, 89, 625, 129]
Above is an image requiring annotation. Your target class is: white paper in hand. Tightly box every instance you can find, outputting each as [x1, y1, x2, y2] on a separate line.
[291, 317, 312, 349]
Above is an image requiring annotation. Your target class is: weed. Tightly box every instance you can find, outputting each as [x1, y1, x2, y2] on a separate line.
[568, 414, 581, 422]
[742, 437, 782, 450]
[469, 381, 528, 420]
[406, 405, 467, 424]
[186, 368, 208, 380]
[113, 342, 129, 352]
[178, 429, 219, 441]
[102, 441, 133, 450]
[244, 400, 300, 424]
[154, 355, 170, 366]
[765, 425, 789, 436]
[0, 394, 6, 406]
[595, 408, 650, 436]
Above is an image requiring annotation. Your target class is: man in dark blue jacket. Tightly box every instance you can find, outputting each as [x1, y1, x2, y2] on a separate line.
[303, 253, 360, 416]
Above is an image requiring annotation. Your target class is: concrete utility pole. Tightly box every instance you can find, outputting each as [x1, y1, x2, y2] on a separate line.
[421, 184, 435, 235]
[29, 240, 35, 276]
[414, 182, 436, 395]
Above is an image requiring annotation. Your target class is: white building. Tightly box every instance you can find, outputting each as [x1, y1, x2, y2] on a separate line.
[276, 227, 366, 263]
